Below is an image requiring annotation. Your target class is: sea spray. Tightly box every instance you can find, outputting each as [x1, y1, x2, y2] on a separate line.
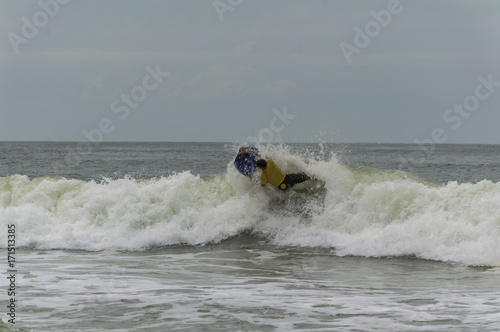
[1, 173, 265, 250]
[1, 147, 499, 266]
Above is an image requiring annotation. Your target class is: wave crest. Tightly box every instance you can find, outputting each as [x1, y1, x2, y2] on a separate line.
[1, 150, 499, 266]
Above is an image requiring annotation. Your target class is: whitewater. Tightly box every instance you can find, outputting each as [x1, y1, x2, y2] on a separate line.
[2, 144, 499, 265]
[1, 142, 499, 331]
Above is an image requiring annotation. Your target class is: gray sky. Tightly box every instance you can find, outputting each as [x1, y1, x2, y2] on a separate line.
[1, 0, 499, 143]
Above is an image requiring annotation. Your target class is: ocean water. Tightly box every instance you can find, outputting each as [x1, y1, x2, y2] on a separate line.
[1, 142, 499, 331]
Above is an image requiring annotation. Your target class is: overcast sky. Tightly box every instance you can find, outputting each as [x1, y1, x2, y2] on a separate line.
[1, 0, 499, 143]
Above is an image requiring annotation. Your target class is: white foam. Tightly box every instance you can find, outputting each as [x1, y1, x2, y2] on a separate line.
[259, 158, 500, 266]
[1, 148, 499, 265]
[1, 173, 267, 250]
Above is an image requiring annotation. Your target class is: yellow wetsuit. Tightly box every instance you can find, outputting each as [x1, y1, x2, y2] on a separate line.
[260, 158, 286, 188]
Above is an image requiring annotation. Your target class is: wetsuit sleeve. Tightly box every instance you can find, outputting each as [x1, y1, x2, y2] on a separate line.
[260, 172, 268, 185]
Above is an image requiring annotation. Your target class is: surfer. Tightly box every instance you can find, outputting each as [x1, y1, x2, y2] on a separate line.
[256, 158, 310, 190]
[234, 147, 260, 177]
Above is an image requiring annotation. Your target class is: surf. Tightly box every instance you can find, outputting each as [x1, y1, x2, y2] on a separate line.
[1, 145, 499, 266]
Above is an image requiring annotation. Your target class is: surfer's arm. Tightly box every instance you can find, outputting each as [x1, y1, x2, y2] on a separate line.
[260, 172, 268, 186]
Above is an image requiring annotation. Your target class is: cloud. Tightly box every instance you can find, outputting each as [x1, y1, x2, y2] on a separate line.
[1, 0, 499, 143]
[176, 65, 265, 100]
[267, 79, 295, 93]
[231, 41, 256, 54]
[83, 69, 113, 93]
[81, 67, 133, 101]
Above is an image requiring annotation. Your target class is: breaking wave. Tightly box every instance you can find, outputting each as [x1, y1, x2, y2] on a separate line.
[1, 146, 499, 266]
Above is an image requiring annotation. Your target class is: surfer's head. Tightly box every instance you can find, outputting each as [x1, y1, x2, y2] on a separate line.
[256, 159, 267, 170]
